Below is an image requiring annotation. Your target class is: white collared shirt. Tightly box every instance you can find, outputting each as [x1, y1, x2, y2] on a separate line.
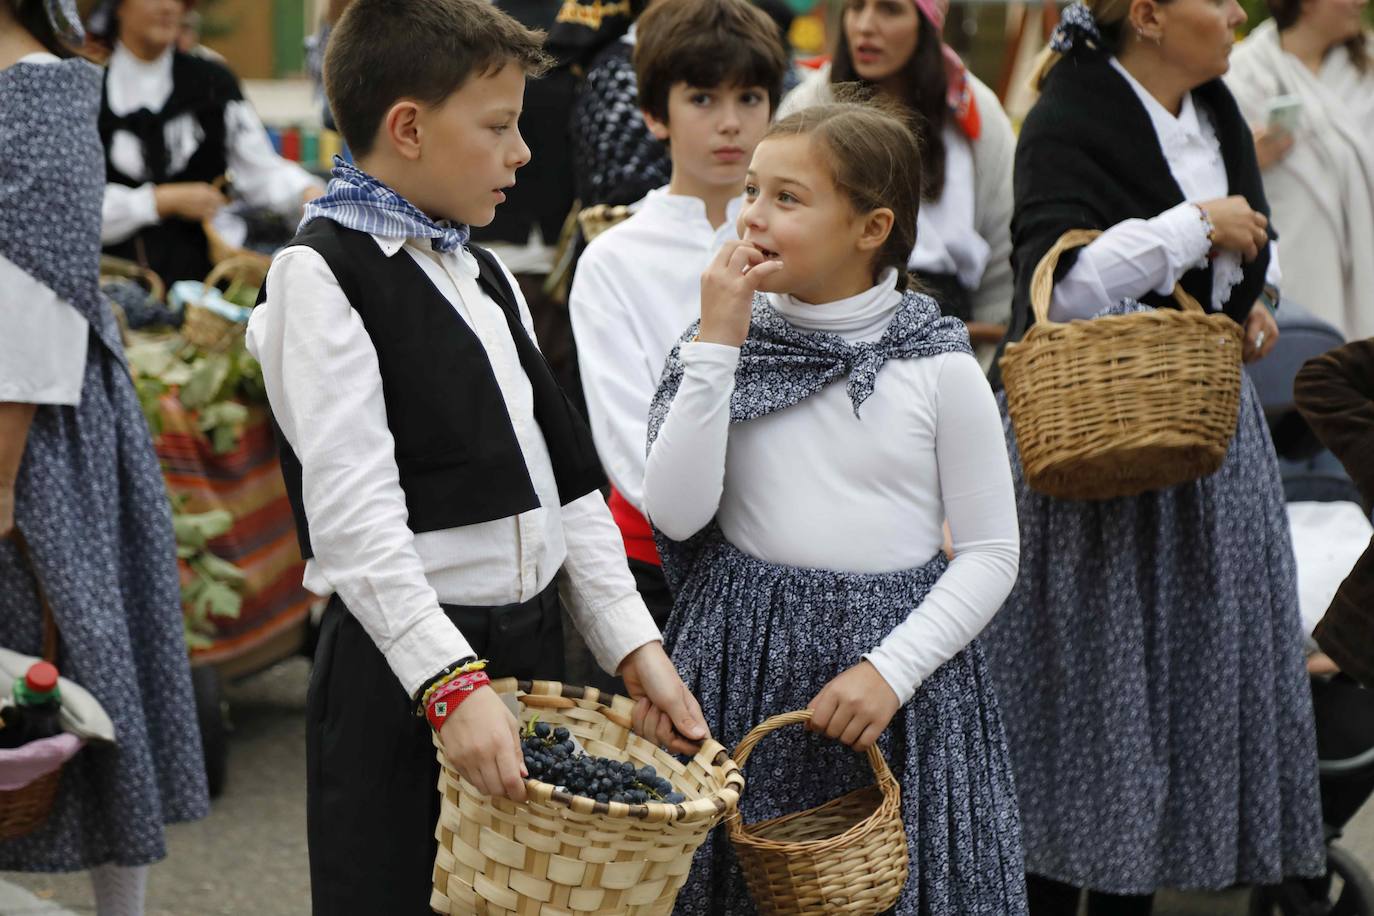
[1050, 58, 1280, 321]
[569, 187, 743, 512]
[245, 234, 661, 695]
[100, 43, 323, 246]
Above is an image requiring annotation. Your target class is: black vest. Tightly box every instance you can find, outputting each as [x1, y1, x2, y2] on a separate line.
[270, 220, 605, 559]
[99, 52, 241, 284]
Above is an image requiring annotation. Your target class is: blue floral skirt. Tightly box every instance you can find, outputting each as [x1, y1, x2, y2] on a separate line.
[0, 337, 208, 870]
[665, 535, 1027, 915]
[981, 375, 1325, 893]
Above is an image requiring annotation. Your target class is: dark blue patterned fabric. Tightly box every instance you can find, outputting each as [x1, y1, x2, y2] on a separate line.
[0, 58, 207, 870]
[571, 41, 670, 206]
[664, 538, 1027, 915]
[981, 361, 1326, 893]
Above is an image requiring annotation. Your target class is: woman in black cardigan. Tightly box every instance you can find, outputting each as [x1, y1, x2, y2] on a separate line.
[978, 0, 1325, 913]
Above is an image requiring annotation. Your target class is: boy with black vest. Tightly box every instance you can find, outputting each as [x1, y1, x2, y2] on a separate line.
[244, 1, 707, 911]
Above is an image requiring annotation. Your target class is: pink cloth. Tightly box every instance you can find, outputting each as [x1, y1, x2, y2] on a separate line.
[0, 733, 82, 791]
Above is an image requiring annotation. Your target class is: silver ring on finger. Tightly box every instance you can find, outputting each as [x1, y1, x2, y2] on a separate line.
[1254, 330, 1266, 350]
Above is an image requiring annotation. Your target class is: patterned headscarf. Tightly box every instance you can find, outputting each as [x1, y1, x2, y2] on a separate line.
[1050, 2, 1104, 53]
[301, 157, 471, 253]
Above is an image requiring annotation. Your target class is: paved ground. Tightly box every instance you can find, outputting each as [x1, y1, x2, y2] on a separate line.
[4, 657, 1372, 915]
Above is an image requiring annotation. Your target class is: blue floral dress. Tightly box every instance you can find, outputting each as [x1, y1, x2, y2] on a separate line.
[0, 57, 208, 871]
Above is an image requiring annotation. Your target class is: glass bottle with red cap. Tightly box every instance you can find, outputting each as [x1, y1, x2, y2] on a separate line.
[0, 662, 64, 749]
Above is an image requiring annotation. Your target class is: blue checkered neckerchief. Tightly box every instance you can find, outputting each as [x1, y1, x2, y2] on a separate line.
[300, 157, 471, 253]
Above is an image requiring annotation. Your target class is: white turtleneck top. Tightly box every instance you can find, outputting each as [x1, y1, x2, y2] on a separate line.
[643, 272, 1020, 703]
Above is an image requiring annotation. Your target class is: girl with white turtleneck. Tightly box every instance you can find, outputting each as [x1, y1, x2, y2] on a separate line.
[643, 101, 1026, 916]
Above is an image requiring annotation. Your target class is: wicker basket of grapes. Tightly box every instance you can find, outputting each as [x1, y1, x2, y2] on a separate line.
[430, 678, 744, 915]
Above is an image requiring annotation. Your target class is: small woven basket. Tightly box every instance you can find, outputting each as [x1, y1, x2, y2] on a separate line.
[431, 678, 744, 915]
[182, 256, 268, 353]
[998, 229, 1243, 501]
[0, 535, 66, 842]
[727, 711, 909, 915]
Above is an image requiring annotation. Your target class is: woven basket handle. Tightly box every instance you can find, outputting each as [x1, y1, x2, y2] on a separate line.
[203, 255, 266, 294]
[11, 532, 60, 664]
[1030, 228, 1206, 325]
[731, 710, 897, 791]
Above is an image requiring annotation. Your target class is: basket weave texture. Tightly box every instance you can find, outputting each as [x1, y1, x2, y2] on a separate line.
[182, 256, 268, 353]
[998, 229, 1243, 501]
[430, 678, 744, 915]
[0, 535, 66, 841]
[576, 205, 634, 243]
[727, 710, 908, 915]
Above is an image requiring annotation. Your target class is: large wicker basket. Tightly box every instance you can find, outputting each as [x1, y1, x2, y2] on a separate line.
[182, 256, 268, 353]
[727, 711, 908, 915]
[431, 678, 744, 915]
[998, 229, 1243, 501]
[0, 535, 66, 842]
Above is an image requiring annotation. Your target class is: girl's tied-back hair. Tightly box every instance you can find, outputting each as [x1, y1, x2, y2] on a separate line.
[766, 95, 924, 291]
[1267, 0, 1368, 72]
[829, 0, 949, 201]
[1030, 0, 1165, 90]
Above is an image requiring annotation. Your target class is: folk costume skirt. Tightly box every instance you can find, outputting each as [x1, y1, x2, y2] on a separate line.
[664, 535, 1028, 915]
[0, 335, 209, 870]
[981, 375, 1326, 894]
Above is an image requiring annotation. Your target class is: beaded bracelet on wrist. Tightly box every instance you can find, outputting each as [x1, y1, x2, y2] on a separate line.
[425, 670, 492, 732]
[413, 656, 484, 715]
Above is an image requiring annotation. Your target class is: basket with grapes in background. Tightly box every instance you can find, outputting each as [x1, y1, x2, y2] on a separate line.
[430, 678, 744, 915]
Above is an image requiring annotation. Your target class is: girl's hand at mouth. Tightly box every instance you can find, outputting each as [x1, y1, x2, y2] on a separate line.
[697, 240, 785, 347]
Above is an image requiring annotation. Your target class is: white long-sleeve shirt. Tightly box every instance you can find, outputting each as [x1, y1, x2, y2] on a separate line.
[1050, 58, 1281, 321]
[245, 234, 661, 696]
[569, 188, 743, 512]
[101, 43, 323, 246]
[0, 53, 86, 407]
[643, 272, 1020, 703]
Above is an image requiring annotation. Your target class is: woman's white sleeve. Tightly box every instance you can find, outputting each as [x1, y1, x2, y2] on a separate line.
[224, 100, 323, 217]
[0, 254, 88, 406]
[1048, 203, 1211, 321]
[101, 183, 160, 245]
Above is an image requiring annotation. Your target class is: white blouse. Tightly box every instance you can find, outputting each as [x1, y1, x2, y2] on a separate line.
[101, 43, 322, 246]
[1050, 58, 1281, 321]
[910, 124, 990, 290]
[0, 52, 88, 407]
[643, 271, 1020, 703]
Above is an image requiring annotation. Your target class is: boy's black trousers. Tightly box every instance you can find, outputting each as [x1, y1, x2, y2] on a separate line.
[305, 585, 565, 915]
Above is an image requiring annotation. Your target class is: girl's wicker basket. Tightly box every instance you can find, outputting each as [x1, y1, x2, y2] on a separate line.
[182, 256, 268, 353]
[0, 535, 67, 842]
[998, 228, 1243, 501]
[727, 710, 908, 915]
[430, 678, 744, 915]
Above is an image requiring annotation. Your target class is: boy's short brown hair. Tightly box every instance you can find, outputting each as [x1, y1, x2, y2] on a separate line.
[632, 0, 788, 123]
[326, 0, 552, 158]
